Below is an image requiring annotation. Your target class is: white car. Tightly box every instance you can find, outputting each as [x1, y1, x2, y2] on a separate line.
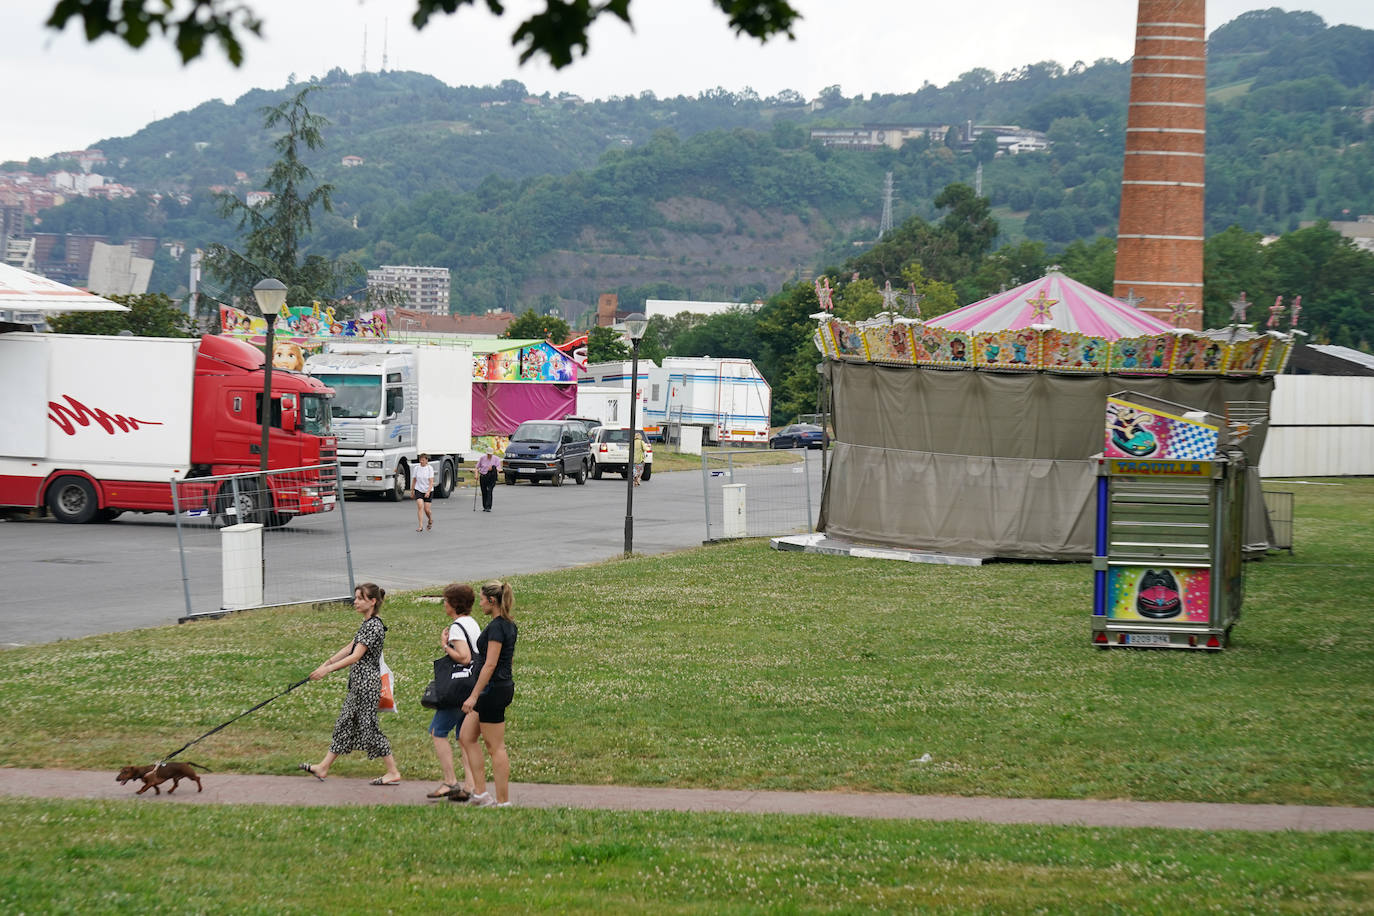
[589, 427, 653, 481]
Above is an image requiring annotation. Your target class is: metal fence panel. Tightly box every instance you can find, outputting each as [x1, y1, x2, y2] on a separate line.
[1263, 490, 1295, 553]
[172, 464, 354, 620]
[701, 447, 819, 541]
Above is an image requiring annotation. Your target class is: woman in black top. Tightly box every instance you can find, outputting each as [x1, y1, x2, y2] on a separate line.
[458, 580, 518, 806]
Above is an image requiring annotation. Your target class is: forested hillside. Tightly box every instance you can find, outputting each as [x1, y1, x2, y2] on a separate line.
[17, 8, 1374, 322]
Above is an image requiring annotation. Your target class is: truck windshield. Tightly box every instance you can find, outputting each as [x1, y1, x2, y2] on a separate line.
[300, 394, 331, 436]
[313, 375, 381, 418]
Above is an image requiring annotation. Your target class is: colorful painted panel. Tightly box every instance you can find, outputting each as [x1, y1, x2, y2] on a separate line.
[974, 328, 1039, 370]
[1225, 337, 1270, 375]
[911, 325, 973, 368]
[1106, 566, 1210, 622]
[1109, 334, 1174, 375]
[219, 304, 388, 345]
[1265, 336, 1293, 374]
[1169, 335, 1229, 374]
[831, 321, 867, 360]
[1105, 397, 1219, 460]
[861, 322, 916, 364]
[1041, 330, 1109, 373]
[812, 325, 832, 358]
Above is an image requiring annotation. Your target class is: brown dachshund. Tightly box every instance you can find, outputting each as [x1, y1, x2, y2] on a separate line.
[116, 762, 207, 795]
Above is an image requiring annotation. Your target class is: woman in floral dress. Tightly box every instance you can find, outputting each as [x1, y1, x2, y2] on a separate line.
[298, 582, 402, 786]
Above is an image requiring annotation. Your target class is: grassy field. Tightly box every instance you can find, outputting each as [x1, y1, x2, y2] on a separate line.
[1, 478, 1370, 911]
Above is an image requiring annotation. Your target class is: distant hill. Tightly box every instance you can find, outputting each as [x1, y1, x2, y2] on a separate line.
[16, 8, 1374, 317]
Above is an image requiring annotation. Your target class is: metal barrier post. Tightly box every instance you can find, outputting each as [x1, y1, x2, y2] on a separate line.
[803, 447, 814, 531]
[701, 451, 713, 541]
[171, 477, 194, 619]
[334, 463, 356, 590]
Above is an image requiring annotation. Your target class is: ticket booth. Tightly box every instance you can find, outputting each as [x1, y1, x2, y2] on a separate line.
[1091, 392, 1248, 650]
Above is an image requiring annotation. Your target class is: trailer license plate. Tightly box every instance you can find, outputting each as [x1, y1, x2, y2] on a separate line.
[1127, 633, 1170, 646]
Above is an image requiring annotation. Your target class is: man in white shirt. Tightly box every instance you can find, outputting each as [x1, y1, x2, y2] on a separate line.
[413, 453, 435, 531]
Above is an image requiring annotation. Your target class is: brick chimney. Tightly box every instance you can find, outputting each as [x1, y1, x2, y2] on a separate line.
[597, 293, 618, 327]
[1112, 0, 1206, 331]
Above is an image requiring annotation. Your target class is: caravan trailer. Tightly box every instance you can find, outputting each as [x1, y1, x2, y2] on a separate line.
[581, 356, 770, 444]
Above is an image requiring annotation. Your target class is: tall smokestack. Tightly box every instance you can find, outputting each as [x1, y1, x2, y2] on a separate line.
[1113, 0, 1206, 330]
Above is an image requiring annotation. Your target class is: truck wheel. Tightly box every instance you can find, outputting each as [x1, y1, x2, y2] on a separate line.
[641, 463, 652, 482]
[215, 485, 260, 526]
[551, 467, 564, 487]
[387, 462, 409, 502]
[46, 476, 99, 524]
[435, 460, 455, 499]
[592, 461, 603, 480]
[505, 473, 516, 486]
[574, 462, 587, 485]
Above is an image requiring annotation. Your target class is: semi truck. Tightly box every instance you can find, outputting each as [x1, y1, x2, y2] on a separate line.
[304, 341, 473, 499]
[0, 331, 337, 525]
[580, 356, 771, 444]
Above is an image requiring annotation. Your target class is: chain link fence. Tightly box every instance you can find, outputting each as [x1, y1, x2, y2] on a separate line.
[701, 447, 821, 541]
[171, 464, 354, 620]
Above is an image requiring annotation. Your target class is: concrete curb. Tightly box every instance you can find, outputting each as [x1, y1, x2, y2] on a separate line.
[1, 769, 1370, 832]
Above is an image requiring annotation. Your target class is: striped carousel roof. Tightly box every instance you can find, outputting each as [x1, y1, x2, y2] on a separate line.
[926, 270, 1175, 341]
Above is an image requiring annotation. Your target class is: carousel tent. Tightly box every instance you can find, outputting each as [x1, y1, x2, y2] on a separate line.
[928, 270, 1175, 338]
[816, 273, 1280, 560]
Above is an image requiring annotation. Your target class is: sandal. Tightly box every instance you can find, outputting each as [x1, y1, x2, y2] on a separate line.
[426, 783, 457, 799]
[369, 776, 402, 786]
[427, 520, 433, 530]
[297, 763, 325, 782]
[447, 786, 472, 802]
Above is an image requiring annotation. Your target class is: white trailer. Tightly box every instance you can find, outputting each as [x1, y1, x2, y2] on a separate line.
[581, 356, 771, 444]
[305, 341, 473, 499]
[574, 385, 631, 427]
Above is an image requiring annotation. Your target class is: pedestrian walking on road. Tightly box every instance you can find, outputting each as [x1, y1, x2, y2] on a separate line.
[427, 583, 481, 801]
[412, 453, 435, 531]
[458, 580, 518, 807]
[298, 583, 402, 786]
[632, 432, 646, 487]
[476, 446, 501, 512]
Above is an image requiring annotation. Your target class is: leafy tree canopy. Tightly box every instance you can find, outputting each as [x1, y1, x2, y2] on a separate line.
[46, 293, 194, 337]
[46, 0, 800, 70]
[586, 324, 629, 362]
[504, 308, 571, 343]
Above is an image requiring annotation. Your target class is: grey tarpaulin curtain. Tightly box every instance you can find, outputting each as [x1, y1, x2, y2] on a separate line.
[817, 362, 1275, 560]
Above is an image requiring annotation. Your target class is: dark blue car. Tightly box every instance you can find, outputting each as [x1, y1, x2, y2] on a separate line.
[769, 423, 827, 449]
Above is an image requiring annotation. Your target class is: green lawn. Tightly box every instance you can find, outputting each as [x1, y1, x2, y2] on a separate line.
[1, 478, 1370, 912]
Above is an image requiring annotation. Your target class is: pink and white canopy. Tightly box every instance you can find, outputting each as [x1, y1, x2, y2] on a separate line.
[0, 262, 127, 312]
[926, 270, 1173, 341]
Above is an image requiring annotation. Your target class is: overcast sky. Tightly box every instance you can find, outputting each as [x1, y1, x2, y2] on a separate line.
[3, 1, 1372, 163]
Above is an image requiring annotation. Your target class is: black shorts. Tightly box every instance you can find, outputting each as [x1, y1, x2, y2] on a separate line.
[474, 681, 514, 724]
[414, 491, 432, 502]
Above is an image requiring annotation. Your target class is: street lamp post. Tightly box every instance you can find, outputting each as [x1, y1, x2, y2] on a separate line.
[623, 312, 648, 557]
[252, 278, 288, 517]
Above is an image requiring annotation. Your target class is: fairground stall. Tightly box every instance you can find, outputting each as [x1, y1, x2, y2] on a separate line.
[814, 271, 1296, 560]
[1092, 392, 1256, 650]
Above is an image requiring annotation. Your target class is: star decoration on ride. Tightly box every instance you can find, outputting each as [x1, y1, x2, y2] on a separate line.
[901, 283, 924, 319]
[1025, 287, 1057, 322]
[880, 280, 901, 314]
[814, 277, 834, 312]
[1267, 296, 1285, 329]
[1167, 295, 1193, 325]
[1229, 292, 1249, 324]
[1119, 287, 1145, 310]
[1289, 295, 1302, 330]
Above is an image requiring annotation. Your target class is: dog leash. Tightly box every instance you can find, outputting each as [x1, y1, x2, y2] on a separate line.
[161, 676, 311, 763]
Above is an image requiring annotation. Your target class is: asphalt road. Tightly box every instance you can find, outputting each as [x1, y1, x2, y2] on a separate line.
[3, 459, 821, 646]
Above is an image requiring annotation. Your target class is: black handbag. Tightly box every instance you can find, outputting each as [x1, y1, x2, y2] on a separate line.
[419, 622, 481, 710]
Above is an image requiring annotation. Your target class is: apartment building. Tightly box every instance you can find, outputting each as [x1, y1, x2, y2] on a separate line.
[367, 264, 451, 315]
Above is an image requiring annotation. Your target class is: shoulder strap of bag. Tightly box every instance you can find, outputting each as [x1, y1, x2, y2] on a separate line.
[455, 618, 478, 660]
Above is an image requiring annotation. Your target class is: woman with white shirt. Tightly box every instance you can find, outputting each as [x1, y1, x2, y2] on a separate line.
[426, 582, 482, 800]
[412, 453, 435, 531]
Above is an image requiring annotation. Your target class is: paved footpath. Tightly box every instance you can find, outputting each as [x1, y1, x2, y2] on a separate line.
[2, 768, 1370, 833]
